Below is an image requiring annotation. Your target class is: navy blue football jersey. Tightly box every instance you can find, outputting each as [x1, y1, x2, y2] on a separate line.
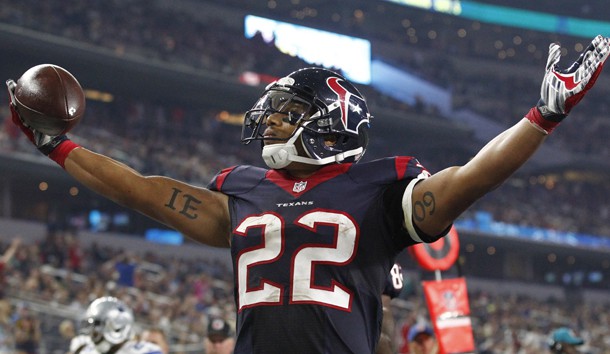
[208, 157, 428, 354]
[383, 263, 404, 299]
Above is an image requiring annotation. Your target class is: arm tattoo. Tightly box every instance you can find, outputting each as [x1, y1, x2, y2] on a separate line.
[413, 191, 436, 222]
[164, 187, 202, 220]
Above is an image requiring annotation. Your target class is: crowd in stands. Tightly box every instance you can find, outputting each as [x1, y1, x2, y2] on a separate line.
[0, 232, 234, 353]
[0, 232, 608, 353]
[468, 179, 610, 238]
[1, 0, 609, 156]
[0, 0, 595, 73]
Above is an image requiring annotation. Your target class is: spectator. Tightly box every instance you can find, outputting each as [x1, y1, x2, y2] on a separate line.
[65, 233, 83, 272]
[204, 317, 235, 354]
[112, 253, 138, 288]
[14, 309, 41, 354]
[0, 299, 14, 354]
[548, 327, 584, 354]
[0, 238, 20, 298]
[58, 319, 77, 351]
[140, 327, 169, 354]
[408, 323, 439, 354]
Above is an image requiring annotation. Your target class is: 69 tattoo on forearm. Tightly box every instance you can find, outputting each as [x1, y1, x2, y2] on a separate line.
[164, 187, 202, 219]
[413, 191, 435, 222]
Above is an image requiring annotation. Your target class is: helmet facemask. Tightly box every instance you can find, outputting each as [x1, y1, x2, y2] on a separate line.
[241, 88, 316, 146]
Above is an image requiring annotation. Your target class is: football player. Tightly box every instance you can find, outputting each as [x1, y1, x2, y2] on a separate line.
[7, 35, 610, 354]
[376, 263, 404, 354]
[70, 297, 162, 354]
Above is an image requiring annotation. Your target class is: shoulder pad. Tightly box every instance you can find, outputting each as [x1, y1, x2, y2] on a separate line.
[348, 157, 430, 184]
[207, 165, 268, 195]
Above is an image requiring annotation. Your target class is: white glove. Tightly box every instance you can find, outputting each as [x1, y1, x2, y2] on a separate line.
[538, 35, 610, 118]
[526, 35, 610, 134]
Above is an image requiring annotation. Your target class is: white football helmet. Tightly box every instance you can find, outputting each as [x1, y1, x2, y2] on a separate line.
[81, 297, 134, 353]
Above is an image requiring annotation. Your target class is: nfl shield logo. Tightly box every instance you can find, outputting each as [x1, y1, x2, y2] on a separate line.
[293, 181, 307, 193]
[443, 290, 458, 310]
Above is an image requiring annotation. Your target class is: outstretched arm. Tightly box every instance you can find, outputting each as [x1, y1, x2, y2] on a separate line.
[65, 148, 231, 247]
[411, 35, 610, 237]
[413, 119, 544, 236]
[6, 82, 231, 248]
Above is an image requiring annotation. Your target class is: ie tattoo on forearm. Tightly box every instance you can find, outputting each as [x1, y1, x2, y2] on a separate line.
[413, 191, 435, 222]
[164, 187, 202, 219]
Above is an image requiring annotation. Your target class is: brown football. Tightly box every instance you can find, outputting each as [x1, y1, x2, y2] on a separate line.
[13, 64, 85, 136]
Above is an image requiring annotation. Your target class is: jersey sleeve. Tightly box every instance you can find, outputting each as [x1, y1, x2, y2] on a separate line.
[123, 341, 163, 354]
[383, 263, 404, 299]
[379, 157, 452, 246]
[207, 165, 268, 195]
[348, 156, 429, 184]
[349, 156, 437, 248]
[207, 166, 237, 192]
[138, 342, 163, 354]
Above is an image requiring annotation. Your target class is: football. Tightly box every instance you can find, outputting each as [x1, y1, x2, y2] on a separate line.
[13, 64, 86, 136]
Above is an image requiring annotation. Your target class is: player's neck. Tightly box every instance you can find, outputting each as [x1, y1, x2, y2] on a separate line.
[282, 162, 322, 179]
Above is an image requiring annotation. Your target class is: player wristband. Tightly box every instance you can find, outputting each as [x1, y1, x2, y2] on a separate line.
[524, 106, 561, 135]
[47, 139, 80, 168]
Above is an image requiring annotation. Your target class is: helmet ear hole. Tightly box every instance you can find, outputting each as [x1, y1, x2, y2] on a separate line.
[323, 134, 338, 147]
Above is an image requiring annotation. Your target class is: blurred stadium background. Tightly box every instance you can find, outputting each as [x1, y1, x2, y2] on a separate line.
[0, 0, 609, 352]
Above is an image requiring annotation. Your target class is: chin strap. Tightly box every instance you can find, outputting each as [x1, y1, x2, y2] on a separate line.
[261, 127, 363, 169]
[261, 127, 303, 169]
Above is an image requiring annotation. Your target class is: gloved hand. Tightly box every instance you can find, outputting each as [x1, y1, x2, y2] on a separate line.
[6, 79, 79, 167]
[526, 35, 610, 134]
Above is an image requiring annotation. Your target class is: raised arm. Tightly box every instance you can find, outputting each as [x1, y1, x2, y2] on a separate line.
[411, 35, 610, 237]
[0, 238, 21, 264]
[6, 82, 231, 248]
[65, 148, 231, 247]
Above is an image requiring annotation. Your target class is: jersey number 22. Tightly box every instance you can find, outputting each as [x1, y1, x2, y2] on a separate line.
[236, 211, 358, 311]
